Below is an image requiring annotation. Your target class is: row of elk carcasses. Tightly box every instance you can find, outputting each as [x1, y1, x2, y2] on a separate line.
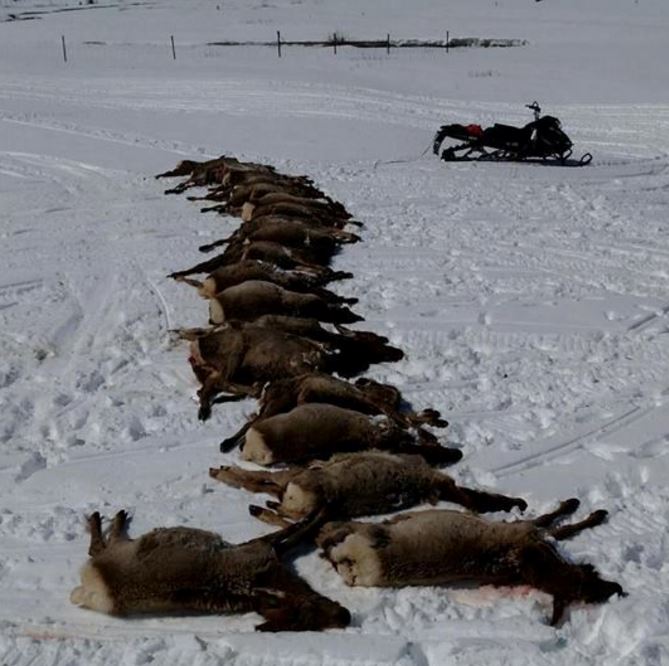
[154, 155, 623, 626]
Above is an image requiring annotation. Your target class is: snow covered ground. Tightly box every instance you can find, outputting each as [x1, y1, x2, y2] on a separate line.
[1, 0, 669, 663]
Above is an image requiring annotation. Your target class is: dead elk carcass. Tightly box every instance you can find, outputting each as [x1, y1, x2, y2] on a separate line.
[170, 241, 353, 283]
[238, 403, 462, 466]
[157, 157, 276, 195]
[182, 317, 403, 410]
[218, 370, 438, 452]
[242, 201, 357, 229]
[208, 281, 363, 326]
[70, 509, 350, 632]
[240, 192, 350, 221]
[188, 325, 398, 420]
[188, 170, 320, 203]
[240, 315, 403, 374]
[197, 179, 330, 210]
[317, 500, 625, 625]
[211, 450, 528, 527]
[172, 260, 357, 306]
[198, 217, 360, 255]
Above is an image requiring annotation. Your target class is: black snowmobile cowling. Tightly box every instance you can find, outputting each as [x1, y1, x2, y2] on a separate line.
[433, 103, 592, 166]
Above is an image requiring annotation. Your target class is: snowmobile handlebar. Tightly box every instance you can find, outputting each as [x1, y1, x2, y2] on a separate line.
[526, 101, 541, 119]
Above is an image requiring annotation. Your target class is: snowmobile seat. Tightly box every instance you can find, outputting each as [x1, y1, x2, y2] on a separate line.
[483, 124, 528, 149]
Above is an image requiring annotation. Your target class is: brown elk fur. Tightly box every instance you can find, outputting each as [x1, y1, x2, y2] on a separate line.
[179, 317, 403, 393]
[169, 249, 352, 283]
[210, 451, 527, 526]
[240, 240, 341, 270]
[198, 217, 360, 254]
[241, 193, 350, 220]
[70, 509, 350, 632]
[238, 403, 462, 466]
[243, 202, 357, 229]
[222, 169, 314, 189]
[159, 157, 276, 194]
[188, 324, 400, 420]
[248, 316, 403, 367]
[197, 240, 349, 279]
[317, 500, 625, 625]
[208, 180, 328, 210]
[189, 324, 330, 419]
[219, 370, 441, 452]
[156, 156, 232, 179]
[189, 171, 318, 203]
[208, 281, 362, 325]
[172, 260, 357, 305]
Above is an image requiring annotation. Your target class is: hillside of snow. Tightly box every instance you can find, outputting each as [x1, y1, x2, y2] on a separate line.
[1, 1, 669, 664]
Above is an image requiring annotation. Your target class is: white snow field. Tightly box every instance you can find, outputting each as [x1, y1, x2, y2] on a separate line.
[1, 0, 669, 663]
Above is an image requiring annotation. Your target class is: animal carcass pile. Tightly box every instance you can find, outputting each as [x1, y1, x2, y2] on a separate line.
[69, 155, 624, 631]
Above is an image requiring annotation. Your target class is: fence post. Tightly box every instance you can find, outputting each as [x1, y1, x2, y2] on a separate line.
[387, 33, 390, 55]
[446, 30, 449, 53]
[170, 35, 176, 60]
[61, 35, 68, 63]
[277, 30, 281, 58]
[333, 34, 337, 55]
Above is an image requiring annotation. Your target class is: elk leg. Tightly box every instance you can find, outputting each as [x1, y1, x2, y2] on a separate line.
[532, 498, 580, 528]
[198, 376, 253, 421]
[209, 393, 248, 406]
[330, 294, 359, 306]
[172, 276, 203, 289]
[209, 466, 294, 496]
[172, 326, 214, 341]
[249, 508, 327, 555]
[199, 237, 231, 253]
[326, 269, 354, 282]
[333, 230, 361, 243]
[410, 408, 449, 429]
[200, 204, 226, 213]
[415, 427, 440, 445]
[87, 512, 105, 556]
[442, 481, 528, 513]
[164, 184, 188, 195]
[197, 375, 254, 420]
[549, 510, 608, 541]
[168, 254, 229, 279]
[219, 420, 254, 452]
[249, 505, 293, 528]
[197, 373, 223, 421]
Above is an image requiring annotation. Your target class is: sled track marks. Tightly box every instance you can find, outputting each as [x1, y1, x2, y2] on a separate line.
[493, 393, 669, 478]
[0, 277, 44, 293]
[0, 115, 203, 162]
[142, 271, 173, 333]
[493, 406, 643, 477]
[626, 303, 669, 334]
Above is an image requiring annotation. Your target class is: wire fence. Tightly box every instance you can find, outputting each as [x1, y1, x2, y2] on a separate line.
[58, 33, 528, 62]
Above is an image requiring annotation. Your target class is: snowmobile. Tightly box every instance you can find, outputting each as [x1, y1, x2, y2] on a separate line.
[432, 102, 592, 166]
